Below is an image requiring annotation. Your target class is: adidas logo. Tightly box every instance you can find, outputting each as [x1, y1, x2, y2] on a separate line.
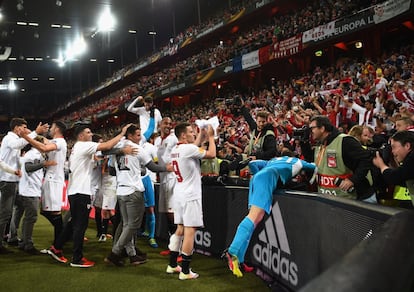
[252, 201, 299, 286]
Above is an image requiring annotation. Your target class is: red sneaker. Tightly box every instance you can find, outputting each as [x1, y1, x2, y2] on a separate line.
[47, 246, 68, 264]
[159, 249, 170, 256]
[240, 263, 254, 273]
[70, 257, 95, 268]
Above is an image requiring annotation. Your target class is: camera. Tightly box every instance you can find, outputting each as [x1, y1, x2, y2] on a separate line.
[367, 143, 391, 164]
[292, 126, 310, 141]
[225, 95, 242, 106]
[226, 155, 251, 173]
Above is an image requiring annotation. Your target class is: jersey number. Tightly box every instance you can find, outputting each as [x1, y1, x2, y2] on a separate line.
[172, 161, 183, 182]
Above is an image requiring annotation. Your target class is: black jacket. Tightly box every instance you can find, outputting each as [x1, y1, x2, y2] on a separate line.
[382, 150, 414, 189]
[241, 106, 277, 160]
[324, 128, 375, 199]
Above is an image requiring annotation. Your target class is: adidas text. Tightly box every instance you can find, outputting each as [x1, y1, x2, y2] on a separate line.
[194, 230, 211, 247]
[253, 243, 298, 286]
[252, 201, 299, 286]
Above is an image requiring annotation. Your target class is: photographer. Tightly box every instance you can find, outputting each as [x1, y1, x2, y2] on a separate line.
[310, 115, 375, 201]
[373, 131, 414, 209]
[291, 113, 313, 162]
[240, 98, 277, 161]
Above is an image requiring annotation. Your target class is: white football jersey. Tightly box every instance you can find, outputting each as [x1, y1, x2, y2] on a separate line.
[171, 143, 206, 201]
[44, 137, 67, 183]
[142, 142, 158, 182]
[114, 139, 151, 196]
[155, 133, 178, 183]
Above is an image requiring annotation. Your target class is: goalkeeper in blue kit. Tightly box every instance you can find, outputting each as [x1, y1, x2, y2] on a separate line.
[223, 155, 316, 277]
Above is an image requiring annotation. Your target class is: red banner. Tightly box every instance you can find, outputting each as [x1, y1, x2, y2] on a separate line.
[273, 35, 302, 59]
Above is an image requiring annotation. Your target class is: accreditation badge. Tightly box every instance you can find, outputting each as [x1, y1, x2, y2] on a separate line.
[327, 153, 337, 168]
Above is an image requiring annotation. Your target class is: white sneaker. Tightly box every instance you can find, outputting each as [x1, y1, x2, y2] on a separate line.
[98, 234, 107, 242]
[166, 265, 182, 274]
[40, 248, 49, 254]
[179, 269, 199, 280]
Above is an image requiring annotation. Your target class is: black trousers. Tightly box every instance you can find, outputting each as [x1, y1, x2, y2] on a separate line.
[55, 194, 91, 263]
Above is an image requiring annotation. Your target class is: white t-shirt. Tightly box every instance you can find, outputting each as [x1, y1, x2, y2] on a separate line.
[67, 141, 98, 196]
[0, 131, 36, 182]
[44, 137, 67, 183]
[142, 142, 157, 182]
[171, 143, 206, 201]
[19, 148, 44, 197]
[155, 133, 178, 183]
[129, 106, 162, 134]
[115, 139, 151, 196]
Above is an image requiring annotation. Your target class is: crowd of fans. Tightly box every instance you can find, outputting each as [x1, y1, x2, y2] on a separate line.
[82, 42, 413, 153]
[54, 0, 379, 121]
[51, 0, 414, 209]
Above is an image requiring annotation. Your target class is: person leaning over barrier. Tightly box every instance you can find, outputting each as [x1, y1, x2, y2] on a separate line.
[373, 130, 414, 208]
[310, 115, 375, 202]
[223, 151, 316, 278]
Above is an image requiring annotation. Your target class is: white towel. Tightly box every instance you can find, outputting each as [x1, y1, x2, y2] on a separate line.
[195, 116, 220, 138]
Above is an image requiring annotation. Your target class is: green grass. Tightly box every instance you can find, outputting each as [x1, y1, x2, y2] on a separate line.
[0, 215, 269, 292]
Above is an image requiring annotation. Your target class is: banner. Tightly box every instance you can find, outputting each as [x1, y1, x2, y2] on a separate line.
[302, 8, 376, 44]
[96, 109, 110, 118]
[160, 82, 187, 95]
[302, 21, 336, 44]
[373, 0, 412, 23]
[259, 45, 271, 65]
[273, 35, 303, 59]
[242, 50, 260, 70]
[232, 56, 243, 72]
[334, 9, 375, 36]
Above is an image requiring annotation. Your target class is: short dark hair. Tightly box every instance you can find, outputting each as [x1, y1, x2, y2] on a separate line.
[10, 118, 27, 130]
[144, 96, 153, 103]
[92, 134, 102, 143]
[391, 131, 414, 149]
[74, 124, 91, 138]
[174, 122, 190, 139]
[256, 111, 269, 120]
[310, 115, 334, 132]
[53, 121, 67, 134]
[125, 124, 140, 138]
